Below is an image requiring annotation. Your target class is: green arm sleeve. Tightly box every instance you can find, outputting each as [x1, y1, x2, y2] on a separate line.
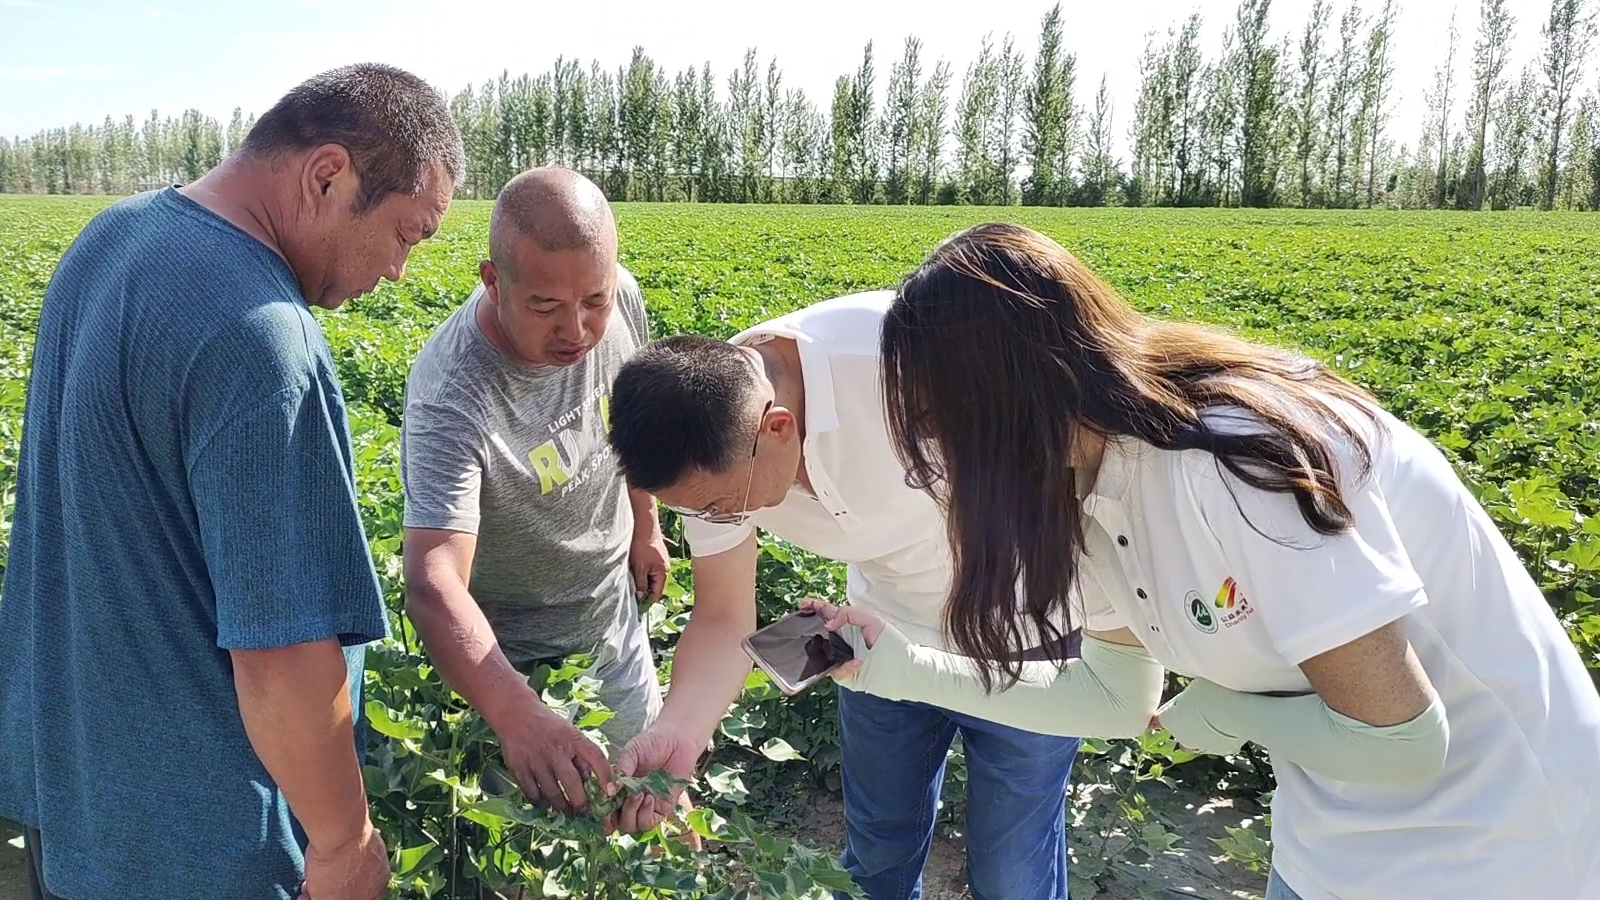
[1158, 677, 1449, 784]
[839, 624, 1165, 739]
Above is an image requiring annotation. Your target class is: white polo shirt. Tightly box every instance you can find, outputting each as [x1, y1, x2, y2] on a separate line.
[1073, 400, 1600, 900]
[681, 290, 1064, 651]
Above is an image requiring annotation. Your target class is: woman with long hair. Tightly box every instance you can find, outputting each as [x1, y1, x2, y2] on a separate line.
[809, 222, 1600, 900]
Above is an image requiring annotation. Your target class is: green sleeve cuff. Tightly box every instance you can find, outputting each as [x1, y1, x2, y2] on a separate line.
[1160, 678, 1450, 784]
[842, 622, 1165, 739]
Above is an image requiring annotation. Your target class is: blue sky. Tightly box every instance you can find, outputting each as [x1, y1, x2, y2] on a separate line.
[0, 0, 1554, 158]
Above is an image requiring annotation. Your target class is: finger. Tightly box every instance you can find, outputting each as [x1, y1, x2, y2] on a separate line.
[630, 802, 662, 833]
[801, 597, 835, 617]
[641, 797, 669, 832]
[551, 756, 591, 812]
[626, 789, 664, 833]
[831, 659, 863, 680]
[806, 600, 842, 625]
[618, 790, 648, 833]
[650, 566, 666, 598]
[509, 764, 544, 807]
[573, 738, 615, 791]
[616, 739, 640, 778]
[528, 762, 572, 815]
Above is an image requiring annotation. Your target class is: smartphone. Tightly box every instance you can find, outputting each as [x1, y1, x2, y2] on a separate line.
[741, 608, 856, 696]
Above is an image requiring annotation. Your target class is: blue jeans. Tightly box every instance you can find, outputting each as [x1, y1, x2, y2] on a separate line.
[1266, 870, 1305, 900]
[836, 686, 1082, 900]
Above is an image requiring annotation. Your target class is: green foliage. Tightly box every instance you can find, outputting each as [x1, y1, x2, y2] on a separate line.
[1212, 818, 1274, 876]
[360, 632, 854, 900]
[4, 196, 1600, 898]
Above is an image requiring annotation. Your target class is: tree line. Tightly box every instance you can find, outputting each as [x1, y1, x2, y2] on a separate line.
[4, 0, 1598, 210]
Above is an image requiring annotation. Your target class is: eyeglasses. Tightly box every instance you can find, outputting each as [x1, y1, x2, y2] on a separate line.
[664, 399, 773, 526]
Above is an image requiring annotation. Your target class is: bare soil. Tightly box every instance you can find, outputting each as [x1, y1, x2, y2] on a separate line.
[757, 783, 1269, 900]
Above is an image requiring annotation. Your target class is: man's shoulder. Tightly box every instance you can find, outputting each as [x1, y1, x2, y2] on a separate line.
[616, 263, 642, 298]
[79, 188, 293, 285]
[740, 290, 895, 357]
[408, 286, 491, 399]
[613, 263, 648, 337]
[181, 293, 327, 397]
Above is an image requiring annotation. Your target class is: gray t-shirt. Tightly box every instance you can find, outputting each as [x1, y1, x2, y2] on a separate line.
[401, 266, 649, 665]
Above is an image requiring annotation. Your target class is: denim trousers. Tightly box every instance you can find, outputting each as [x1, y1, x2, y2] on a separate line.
[1266, 869, 1307, 900]
[835, 686, 1082, 900]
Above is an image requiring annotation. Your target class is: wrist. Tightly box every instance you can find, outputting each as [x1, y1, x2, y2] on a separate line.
[481, 679, 549, 736]
[303, 798, 375, 851]
[657, 701, 720, 754]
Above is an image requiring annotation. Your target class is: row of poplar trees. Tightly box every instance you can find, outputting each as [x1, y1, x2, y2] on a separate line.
[3, 0, 1599, 210]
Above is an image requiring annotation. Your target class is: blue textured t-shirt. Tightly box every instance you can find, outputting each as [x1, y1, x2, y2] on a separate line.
[0, 187, 390, 900]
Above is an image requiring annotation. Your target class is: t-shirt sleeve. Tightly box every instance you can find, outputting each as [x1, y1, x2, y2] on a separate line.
[400, 399, 486, 535]
[616, 266, 650, 348]
[188, 381, 388, 651]
[681, 513, 756, 559]
[1181, 436, 1428, 666]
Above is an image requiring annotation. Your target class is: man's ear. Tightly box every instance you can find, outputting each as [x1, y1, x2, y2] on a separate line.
[480, 259, 500, 304]
[301, 143, 356, 216]
[766, 406, 799, 440]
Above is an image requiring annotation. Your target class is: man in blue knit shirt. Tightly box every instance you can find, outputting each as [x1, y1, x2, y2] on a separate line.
[0, 65, 461, 900]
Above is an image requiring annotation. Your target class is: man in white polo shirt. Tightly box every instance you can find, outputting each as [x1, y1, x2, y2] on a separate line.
[601, 290, 1083, 900]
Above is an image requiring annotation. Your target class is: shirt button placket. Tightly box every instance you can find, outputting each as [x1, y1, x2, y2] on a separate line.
[1115, 528, 1156, 614]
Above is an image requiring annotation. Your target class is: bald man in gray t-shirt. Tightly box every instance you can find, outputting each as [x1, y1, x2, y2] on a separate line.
[400, 167, 669, 817]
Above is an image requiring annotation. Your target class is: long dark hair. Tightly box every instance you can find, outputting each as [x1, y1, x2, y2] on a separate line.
[881, 223, 1382, 691]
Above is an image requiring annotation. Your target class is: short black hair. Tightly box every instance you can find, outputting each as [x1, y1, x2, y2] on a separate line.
[241, 62, 465, 213]
[608, 335, 761, 492]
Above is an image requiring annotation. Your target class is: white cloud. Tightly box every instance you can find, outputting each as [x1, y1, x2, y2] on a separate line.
[141, 6, 183, 18]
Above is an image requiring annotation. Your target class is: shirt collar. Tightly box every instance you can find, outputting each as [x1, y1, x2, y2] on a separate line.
[734, 328, 840, 437]
[1082, 436, 1140, 517]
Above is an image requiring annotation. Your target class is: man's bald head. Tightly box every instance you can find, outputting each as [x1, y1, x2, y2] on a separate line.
[476, 166, 623, 369]
[489, 167, 617, 279]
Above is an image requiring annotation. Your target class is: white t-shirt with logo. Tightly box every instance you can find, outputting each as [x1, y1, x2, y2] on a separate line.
[1074, 401, 1600, 900]
[681, 290, 1066, 651]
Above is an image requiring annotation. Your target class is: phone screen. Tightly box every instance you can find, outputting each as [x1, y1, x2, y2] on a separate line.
[744, 610, 855, 690]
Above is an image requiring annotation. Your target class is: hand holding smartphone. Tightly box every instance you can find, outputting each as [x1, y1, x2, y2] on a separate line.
[741, 607, 856, 695]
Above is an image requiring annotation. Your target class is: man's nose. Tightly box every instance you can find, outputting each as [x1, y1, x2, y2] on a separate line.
[563, 304, 589, 336]
[387, 248, 410, 282]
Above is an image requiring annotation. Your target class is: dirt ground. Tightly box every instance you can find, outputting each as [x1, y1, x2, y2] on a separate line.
[762, 785, 1268, 900]
[2, 785, 1269, 900]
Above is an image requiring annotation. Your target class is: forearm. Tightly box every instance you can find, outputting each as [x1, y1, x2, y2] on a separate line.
[846, 627, 1165, 739]
[628, 486, 661, 538]
[658, 605, 757, 745]
[1159, 678, 1449, 784]
[406, 582, 540, 731]
[232, 638, 370, 848]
